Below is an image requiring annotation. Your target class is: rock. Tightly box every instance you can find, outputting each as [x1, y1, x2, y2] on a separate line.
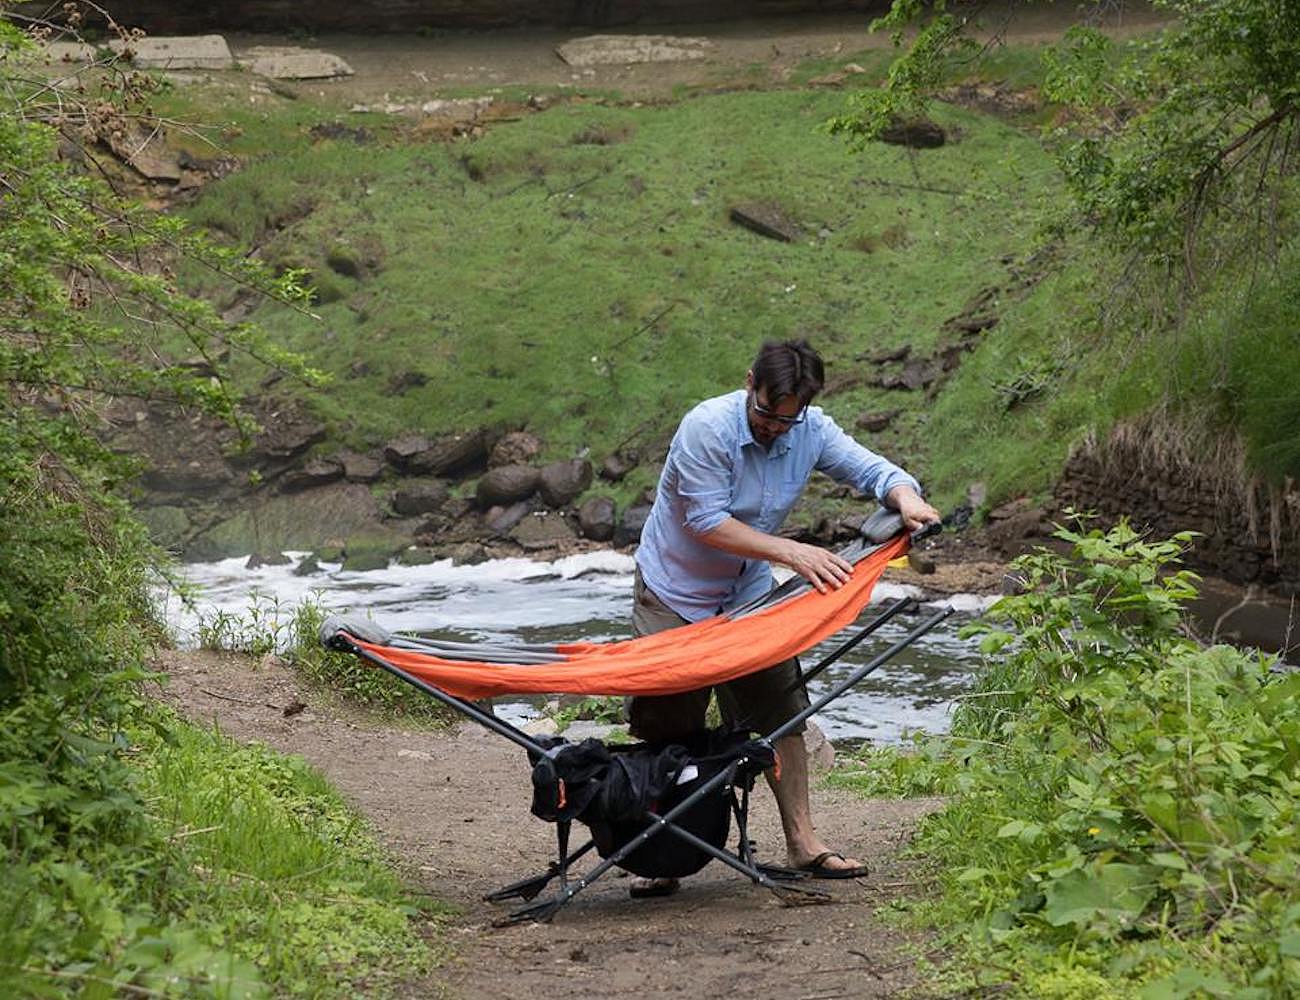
[293, 554, 323, 576]
[615, 503, 653, 547]
[538, 459, 593, 508]
[511, 511, 577, 550]
[342, 549, 392, 572]
[242, 403, 327, 470]
[392, 480, 450, 516]
[563, 721, 625, 741]
[803, 720, 835, 773]
[383, 433, 432, 469]
[489, 431, 543, 468]
[599, 451, 637, 482]
[485, 501, 531, 535]
[396, 546, 441, 566]
[109, 35, 234, 70]
[44, 41, 97, 64]
[410, 428, 498, 477]
[279, 458, 344, 493]
[183, 483, 396, 561]
[135, 505, 191, 548]
[555, 35, 714, 68]
[577, 496, 616, 542]
[866, 344, 912, 365]
[729, 202, 803, 243]
[139, 456, 235, 495]
[386, 369, 428, 393]
[524, 717, 560, 737]
[879, 118, 947, 149]
[242, 46, 354, 79]
[855, 410, 899, 433]
[245, 551, 292, 569]
[477, 464, 541, 507]
[105, 124, 182, 182]
[309, 122, 373, 144]
[336, 451, 384, 483]
[907, 551, 937, 575]
[443, 542, 491, 565]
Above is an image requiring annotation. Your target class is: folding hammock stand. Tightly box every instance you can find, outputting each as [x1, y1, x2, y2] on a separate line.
[320, 510, 952, 925]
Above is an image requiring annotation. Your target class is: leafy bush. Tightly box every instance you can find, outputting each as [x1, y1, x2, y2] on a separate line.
[0, 20, 435, 994]
[871, 522, 1300, 995]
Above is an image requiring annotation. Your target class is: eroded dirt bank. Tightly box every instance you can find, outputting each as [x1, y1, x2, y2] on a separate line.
[153, 649, 945, 998]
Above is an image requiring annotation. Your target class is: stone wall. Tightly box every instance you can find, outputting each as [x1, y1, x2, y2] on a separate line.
[1053, 420, 1300, 594]
[25, 1, 886, 32]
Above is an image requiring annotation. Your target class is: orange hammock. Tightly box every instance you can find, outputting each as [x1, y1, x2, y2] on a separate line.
[332, 533, 908, 700]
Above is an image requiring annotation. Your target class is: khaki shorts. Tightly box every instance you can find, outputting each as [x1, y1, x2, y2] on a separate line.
[626, 569, 810, 743]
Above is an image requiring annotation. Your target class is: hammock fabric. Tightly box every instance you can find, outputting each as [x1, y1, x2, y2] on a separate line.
[342, 533, 908, 700]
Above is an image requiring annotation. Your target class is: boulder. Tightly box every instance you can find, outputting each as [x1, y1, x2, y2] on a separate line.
[855, 410, 899, 433]
[383, 433, 432, 469]
[511, 511, 577, 550]
[279, 458, 344, 493]
[555, 34, 714, 67]
[577, 496, 616, 542]
[336, 451, 384, 483]
[241, 46, 354, 79]
[538, 459, 593, 508]
[293, 554, 323, 576]
[599, 450, 637, 482]
[108, 35, 234, 70]
[489, 431, 543, 468]
[105, 124, 182, 182]
[245, 551, 291, 569]
[239, 403, 327, 471]
[485, 501, 531, 535]
[477, 464, 540, 507]
[729, 202, 803, 243]
[396, 428, 497, 477]
[392, 480, 450, 516]
[615, 503, 653, 547]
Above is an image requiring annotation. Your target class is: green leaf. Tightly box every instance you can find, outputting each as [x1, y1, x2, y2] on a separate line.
[1041, 863, 1157, 929]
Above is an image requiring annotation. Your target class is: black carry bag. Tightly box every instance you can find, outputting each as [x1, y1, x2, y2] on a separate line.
[529, 729, 775, 879]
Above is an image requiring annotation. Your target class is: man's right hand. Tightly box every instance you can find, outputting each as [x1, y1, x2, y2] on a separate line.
[780, 540, 855, 594]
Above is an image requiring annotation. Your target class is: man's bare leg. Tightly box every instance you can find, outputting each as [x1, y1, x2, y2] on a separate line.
[767, 734, 864, 871]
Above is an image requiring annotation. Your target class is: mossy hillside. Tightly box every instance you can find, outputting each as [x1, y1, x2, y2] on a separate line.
[174, 84, 1061, 505]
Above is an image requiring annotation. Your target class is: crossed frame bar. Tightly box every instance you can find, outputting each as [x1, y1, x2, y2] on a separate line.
[328, 594, 954, 925]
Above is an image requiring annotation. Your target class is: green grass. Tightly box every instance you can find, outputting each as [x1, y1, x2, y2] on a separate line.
[138, 717, 442, 996]
[161, 80, 1061, 507]
[0, 705, 440, 999]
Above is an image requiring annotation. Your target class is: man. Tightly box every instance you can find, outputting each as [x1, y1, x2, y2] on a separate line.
[628, 338, 940, 897]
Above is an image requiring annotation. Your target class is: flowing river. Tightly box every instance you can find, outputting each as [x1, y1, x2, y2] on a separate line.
[162, 551, 997, 743]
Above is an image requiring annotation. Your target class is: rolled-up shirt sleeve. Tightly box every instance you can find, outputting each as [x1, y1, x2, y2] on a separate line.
[814, 413, 921, 501]
[674, 418, 735, 536]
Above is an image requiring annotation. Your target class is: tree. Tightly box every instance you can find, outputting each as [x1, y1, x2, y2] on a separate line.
[829, 0, 1300, 283]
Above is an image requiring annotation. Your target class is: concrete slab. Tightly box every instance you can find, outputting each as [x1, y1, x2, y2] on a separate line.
[43, 41, 97, 64]
[108, 35, 233, 70]
[241, 46, 354, 80]
[556, 34, 714, 68]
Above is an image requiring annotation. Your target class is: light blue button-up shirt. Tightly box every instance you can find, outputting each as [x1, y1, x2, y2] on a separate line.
[635, 389, 921, 622]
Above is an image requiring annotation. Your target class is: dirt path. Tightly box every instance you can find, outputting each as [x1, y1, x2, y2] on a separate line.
[154, 649, 944, 998]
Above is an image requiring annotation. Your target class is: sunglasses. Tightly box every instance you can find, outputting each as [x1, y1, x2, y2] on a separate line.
[748, 388, 807, 426]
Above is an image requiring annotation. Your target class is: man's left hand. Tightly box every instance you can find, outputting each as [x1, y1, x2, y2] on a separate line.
[886, 486, 942, 532]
